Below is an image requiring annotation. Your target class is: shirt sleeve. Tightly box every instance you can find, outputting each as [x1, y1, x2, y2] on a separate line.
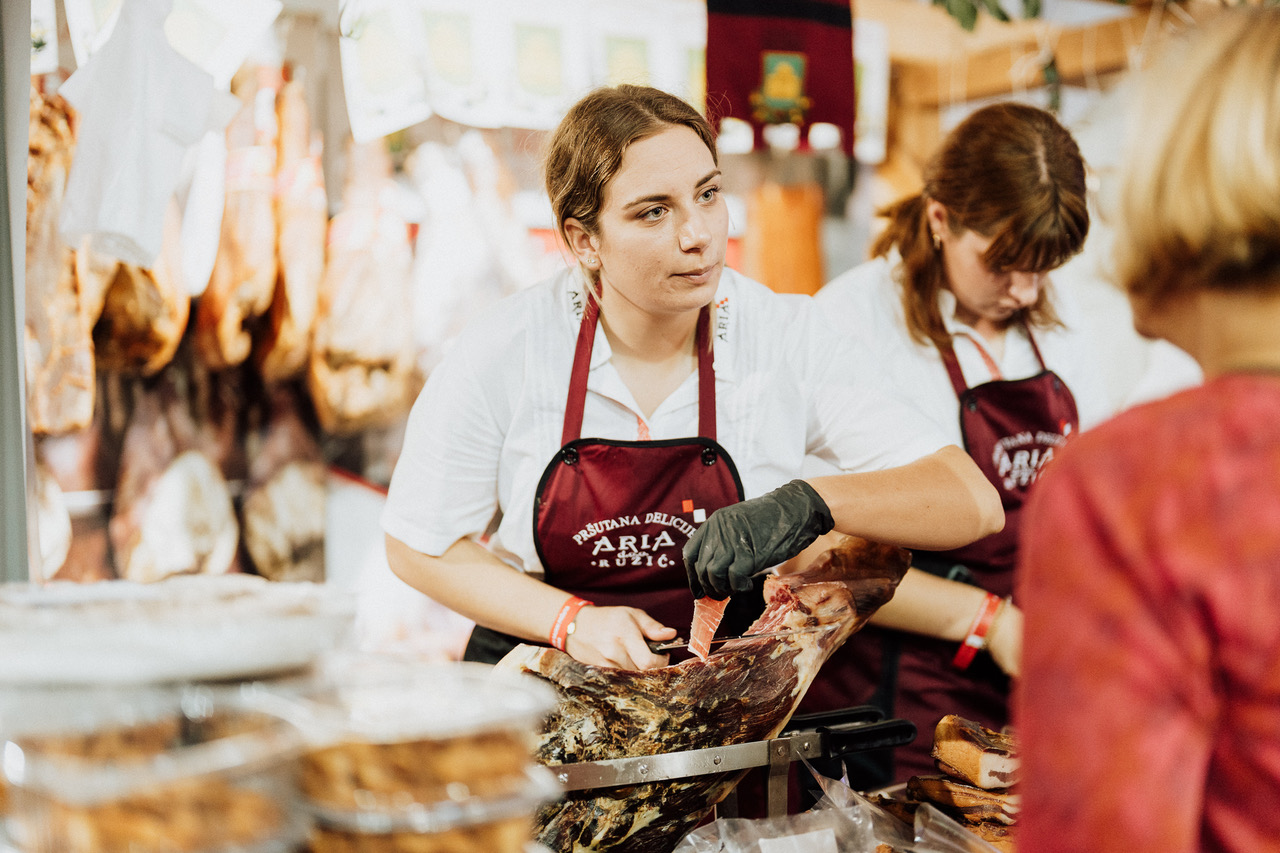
[1014, 444, 1216, 853]
[795, 302, 954, 472]
[381, 345, 507, 557]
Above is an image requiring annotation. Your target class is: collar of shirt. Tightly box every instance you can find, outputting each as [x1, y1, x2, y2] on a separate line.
[937, 288, 981, 340]
[563, 269, 740, 384]
[936, 285, 1044, 379]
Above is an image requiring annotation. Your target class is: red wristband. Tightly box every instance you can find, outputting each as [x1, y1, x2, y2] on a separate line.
[952, 593, 1003, 670]
[550, 596, 593, 652]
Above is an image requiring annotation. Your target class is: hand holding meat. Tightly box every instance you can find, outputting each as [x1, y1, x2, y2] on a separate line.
[684, 479, 834, 599]
[566, 605, 674, 671]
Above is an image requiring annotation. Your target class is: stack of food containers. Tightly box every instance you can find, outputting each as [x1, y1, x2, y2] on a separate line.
[0, 578, 561, 852]
[0, 684, 309, 853]
[0, 576, 355, 852]
[251, 657, 560, 853]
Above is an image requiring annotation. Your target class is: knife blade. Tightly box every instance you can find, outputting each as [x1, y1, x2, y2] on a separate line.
[647, 626, 826, 654]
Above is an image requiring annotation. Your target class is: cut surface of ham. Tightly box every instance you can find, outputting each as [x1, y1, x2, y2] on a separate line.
[931, 714, 1019, 790]
[496, 535, 909, 853]
[688, 595, 729, 661]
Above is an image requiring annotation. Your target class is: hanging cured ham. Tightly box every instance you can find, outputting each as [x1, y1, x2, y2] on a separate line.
[37, 392, 117, 584]
[195, 68, 280, 370]
[307, 139, 416, 435]
[498, 536, 910, 853]
[109, 384, 239, 583]
[74, 237, 117, 327]
[255, 76, 326, 383]
[25, 87, 95, 435]
[241, 386, 327, 582]
[91, 199, 190, 376]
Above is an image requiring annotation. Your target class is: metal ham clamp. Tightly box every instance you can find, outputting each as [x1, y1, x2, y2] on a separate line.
[553, 704, 915, 817]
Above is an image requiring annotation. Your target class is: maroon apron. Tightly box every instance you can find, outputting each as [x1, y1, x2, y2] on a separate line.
[798, 324, 1079, 789]
[463, 294, 745, 664]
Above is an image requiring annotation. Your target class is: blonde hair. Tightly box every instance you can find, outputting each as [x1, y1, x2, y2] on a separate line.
[1114, 7, 1280, 298]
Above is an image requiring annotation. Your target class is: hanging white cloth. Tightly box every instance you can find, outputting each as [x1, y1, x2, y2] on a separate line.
[58, 0, 238, 268]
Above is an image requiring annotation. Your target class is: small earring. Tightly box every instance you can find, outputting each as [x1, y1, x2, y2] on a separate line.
[931, 231, 942, 251]
[584, 255, 598, 268]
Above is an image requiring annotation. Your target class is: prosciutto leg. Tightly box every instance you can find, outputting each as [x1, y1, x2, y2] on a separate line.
[496, 535, 909, 853]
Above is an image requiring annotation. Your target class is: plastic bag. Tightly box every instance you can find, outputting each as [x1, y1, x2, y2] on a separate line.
[803, 759, 1003, 853]
[670, 758, 1004, 853]
[671, 802, 874, 853]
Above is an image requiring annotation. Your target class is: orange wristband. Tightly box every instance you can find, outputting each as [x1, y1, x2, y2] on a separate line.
[952, 593, 1003, 670]
[550, 596, 593, 652]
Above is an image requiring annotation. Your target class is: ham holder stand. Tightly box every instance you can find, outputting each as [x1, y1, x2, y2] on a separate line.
[553, 704, 915, 817]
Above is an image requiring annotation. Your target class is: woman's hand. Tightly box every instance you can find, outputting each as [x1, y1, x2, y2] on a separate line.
[566, 605, 677, 671]
[684, 480, 834, 598]
[985, 599, 1023, 678]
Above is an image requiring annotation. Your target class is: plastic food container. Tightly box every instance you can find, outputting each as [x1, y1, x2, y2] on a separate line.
[305, 766, 561, 853]
[248, 657, 559, 853]
[0, 576, 356, 686]
[0, 684, 307, 853]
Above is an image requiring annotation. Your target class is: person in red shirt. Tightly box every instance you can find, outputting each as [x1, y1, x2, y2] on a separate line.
[1014, 7, 1280, 852]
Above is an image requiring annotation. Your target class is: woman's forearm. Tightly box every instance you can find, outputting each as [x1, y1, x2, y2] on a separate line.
[809, 445, 1003, 550]
[385, 534, 679, 670]
[870, 567, 1022, 677]
[385, 534, 570, 643]
[870, 568, 993, 640]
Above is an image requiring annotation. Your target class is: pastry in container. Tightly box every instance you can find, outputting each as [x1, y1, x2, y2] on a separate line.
[305, 765, 561, 853]
[0, 684, 308, 853]
[249, 658, 558, 853]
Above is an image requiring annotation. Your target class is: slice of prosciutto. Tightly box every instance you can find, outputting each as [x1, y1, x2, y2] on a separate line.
[496, 535, 909, 853]
[688, 595, 729, 661]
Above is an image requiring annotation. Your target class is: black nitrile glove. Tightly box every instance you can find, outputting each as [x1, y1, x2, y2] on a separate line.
[683, 479, 835, 600]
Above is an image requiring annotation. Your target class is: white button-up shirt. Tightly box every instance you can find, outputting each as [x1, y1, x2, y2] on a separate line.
[814, 254, 1203, 447]
[383, 266, 951, 576]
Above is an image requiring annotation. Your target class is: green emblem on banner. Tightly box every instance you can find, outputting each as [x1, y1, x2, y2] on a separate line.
[750, 51, 811, 126]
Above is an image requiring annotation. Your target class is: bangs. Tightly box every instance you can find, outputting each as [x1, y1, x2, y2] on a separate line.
[981, 203, 1089, 274]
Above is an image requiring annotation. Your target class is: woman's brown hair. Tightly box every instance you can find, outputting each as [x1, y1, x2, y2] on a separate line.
[543, 85, 718, 253]
[871, 102, 1090, 349]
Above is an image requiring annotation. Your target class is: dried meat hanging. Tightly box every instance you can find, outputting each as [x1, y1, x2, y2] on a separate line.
[306, 139, 416, 435]
[254, 73, 326, 384]
[26, 88, 95, 436]
[195, 66, 281, 371]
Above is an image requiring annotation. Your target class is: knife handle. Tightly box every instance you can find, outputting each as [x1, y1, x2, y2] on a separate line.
[647, 637, 687, 654]
[787, 705, 886, 729]
[822, 718, 917, 758]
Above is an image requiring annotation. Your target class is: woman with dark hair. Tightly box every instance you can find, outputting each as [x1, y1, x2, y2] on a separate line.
[381, 84, 1001, 672]
[808, 101, 1192, 786]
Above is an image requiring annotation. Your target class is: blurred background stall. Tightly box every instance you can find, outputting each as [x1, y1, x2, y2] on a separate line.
[3, 0, 1208, 662]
